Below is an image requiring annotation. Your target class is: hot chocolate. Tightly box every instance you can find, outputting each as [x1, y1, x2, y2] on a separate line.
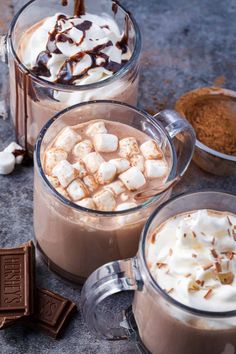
[8, 0, 141, 150]
[133, 209, 236, 354]
[34, 119, 171, 281]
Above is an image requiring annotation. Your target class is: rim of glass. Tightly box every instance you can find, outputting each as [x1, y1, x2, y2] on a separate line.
[140, 189, 236, 318]
[7, 0, 142, 92]
[35, 99, 177, 217]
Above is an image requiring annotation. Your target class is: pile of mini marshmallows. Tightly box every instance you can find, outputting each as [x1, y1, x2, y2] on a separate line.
[0, 142, 24, 175]
[44, 121, 169, 211]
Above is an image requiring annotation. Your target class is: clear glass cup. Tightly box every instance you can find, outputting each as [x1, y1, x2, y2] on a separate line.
[0, 0, 141, 151]
[34, 100, 195, 283]
[81, 190, 236, 354]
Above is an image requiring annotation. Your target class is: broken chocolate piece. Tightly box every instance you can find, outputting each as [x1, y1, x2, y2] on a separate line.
[28, 288, 77, 338]
[0, 241, 35, 329]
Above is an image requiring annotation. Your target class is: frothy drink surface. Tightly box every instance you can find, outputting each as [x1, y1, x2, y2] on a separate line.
[43, 119, 170, 211]
[147, 209, 236, 312]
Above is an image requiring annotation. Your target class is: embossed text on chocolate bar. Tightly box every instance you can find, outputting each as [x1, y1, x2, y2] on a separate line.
[0, 254, 25, 310]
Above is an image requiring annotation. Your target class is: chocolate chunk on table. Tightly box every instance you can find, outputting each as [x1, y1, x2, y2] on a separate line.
[0, 241, 35, 329]
[27, 288, 77, 339]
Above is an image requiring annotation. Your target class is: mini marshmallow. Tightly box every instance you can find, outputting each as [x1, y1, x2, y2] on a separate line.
[54, 127, 81, 152]
[73, 161, 87, 178]
[130, 154, 145, 172]
[109, 158, 130, 174]
[116, 202, 137, 211]
[140, 140, 162, 160]
[145, 160, 168, 179]
[0, 151, 15, 175]
[44, 147, 68, 175]
[66, 179, 89, 201]
[104, 181, 126, 196]
[119, 137, 140, 158]
[46, 175, 60, 188]
[83, 152, 104, 174]
[72, 140, 93, 159]
[52, 160, 78, 187]
[120, 192, 129, 202]
[83, 175, 99, 193]
[4, 142, 24, 164]
[56, 186, 70, 199]
[95, 162, 117, 185]
[93, 189, 116, 211]
[119, 167, 146, 191]
[76, 198, 96, 210]
[94, 133, 118, 153]
[86, 121, 107, 137]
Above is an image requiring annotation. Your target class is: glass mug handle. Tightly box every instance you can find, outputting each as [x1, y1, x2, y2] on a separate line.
[80, 257, 142, 340]
[153, 109, 196, 178]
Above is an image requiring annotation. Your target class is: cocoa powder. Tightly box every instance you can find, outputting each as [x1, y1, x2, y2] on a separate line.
[176, 89, 236, 156]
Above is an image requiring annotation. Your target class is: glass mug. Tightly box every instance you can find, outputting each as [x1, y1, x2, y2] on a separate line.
[34, 100, 195, 283]
[0, 0, 141, 151]
[81, 190, 236, 354]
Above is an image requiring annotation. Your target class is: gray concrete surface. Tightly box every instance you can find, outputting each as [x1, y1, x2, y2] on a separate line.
[0, 0, 236, 353]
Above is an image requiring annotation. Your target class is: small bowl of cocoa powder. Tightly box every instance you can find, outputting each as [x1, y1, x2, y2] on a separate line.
[175, 87, 236, 176]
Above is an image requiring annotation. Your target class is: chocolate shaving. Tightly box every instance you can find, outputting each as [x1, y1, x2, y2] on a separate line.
[215, 261, 222, 273]
[227, 228, 231, 237]
[211, 237, 215, 246]
[156, 262, 167, 269]
[192, 253, 197, 258]
[185, 273, 192, 278]
[227, 216, 233, 226]
[203, 263, 213, 271]
[221, 251, 235, 260]
[166, 288, 174, 294]
[192, 231, 197, 238]
[169, 248, 173, 256]
[183, 233, 187, 238]
[151, 233, 156, 244]
[204, 289, 213, 299]
[211, 249, 218, 259]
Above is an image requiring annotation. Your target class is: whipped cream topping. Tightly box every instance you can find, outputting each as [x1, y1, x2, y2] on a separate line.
[22, 12, 131, 86]
[147, 209, 236, 312]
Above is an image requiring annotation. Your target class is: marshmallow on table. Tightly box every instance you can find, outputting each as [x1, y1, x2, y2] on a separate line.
[140, 140, 162, 160]
[83, 175, 99, 193]
[4, 142, 24, 164]
[109, 158, 130, 174]
[119, 137, 140, 158]
[52, 160, 78, 187]
[94, 133, 118, 153]
[54, 127, 81, 152]
[46, 175, 60, 188]
[130, 154, 145, 172]
[44, 147, 68, 175]
[83, 152, 104, 174]
[95, 162, 117, 185]
[86, 121, 107, 137]
[104, 181, 126, 196]
[93, 189, 116, 211]
[67, 179, 89, 201]
[145, 159, 168, 179]
[76, 198, 96, 210]
[0, 151, 15, 175]
[72, 140, 93, 159]
[73, 161, 87, 178]
[119, 167, 146, 191]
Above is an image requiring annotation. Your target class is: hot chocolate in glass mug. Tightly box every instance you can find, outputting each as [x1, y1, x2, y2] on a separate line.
[0, 0, 141, 151]
[34, 101, 195, 283]
[81, 191, 236, 354]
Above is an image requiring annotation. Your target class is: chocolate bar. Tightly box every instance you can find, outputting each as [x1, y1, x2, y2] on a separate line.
[28, 288, 77, 338]
[0, 241, 35, 329]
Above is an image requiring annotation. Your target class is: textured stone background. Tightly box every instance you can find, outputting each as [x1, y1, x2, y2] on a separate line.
[0, 0, 236, 353]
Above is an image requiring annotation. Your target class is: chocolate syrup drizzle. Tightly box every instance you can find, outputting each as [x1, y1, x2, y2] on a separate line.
[31, 0, 129, 84]
[15, 0, 130, 152]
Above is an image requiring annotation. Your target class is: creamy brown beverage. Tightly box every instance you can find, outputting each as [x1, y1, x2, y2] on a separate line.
[133, 209, 236, 354]
[34, 119, 171, 282]
[9, 0, 140, 150]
